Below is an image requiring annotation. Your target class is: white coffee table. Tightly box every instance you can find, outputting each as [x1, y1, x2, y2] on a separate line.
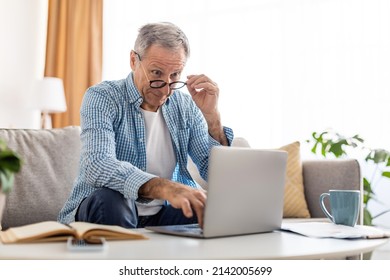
[0, 229, 388, 259]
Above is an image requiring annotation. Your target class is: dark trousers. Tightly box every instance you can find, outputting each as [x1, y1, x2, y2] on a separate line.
[76, 188, 197, 228]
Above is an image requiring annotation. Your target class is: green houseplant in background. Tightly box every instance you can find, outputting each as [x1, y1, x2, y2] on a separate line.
[0, 138, 22, 193]
[307, 130, 390, 225]
[0, 138, 22, 229]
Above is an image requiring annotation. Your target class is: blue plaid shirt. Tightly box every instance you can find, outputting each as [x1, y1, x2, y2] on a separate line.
[58, 73, 234, 224]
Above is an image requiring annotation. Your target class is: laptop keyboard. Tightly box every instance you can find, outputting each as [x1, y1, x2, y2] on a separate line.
[171, 224, 203, 234]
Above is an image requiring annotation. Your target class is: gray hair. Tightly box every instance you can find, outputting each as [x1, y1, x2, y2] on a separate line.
[134, 22, 190, 59]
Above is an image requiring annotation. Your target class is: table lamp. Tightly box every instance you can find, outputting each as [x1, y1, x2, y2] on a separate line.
[34, 77, 67, 129]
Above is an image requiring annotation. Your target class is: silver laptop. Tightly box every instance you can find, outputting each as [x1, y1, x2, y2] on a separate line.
[145, 146, 287, 238]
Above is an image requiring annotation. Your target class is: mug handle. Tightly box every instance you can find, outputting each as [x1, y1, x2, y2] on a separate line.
[319, 193, 334, 222]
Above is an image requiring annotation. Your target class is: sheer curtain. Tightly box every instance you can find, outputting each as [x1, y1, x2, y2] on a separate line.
[103, 0, 390, 227]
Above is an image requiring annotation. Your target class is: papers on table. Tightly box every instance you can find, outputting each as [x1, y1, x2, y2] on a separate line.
[281, 221, 390, 239]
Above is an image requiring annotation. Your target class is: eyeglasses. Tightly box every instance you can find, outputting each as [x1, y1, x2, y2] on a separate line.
[134, 51, 187, 90]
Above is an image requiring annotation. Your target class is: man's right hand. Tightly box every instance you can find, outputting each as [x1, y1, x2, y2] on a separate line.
[138, 177, 207, 227]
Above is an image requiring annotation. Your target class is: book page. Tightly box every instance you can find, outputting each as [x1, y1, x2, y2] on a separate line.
[0, 221, 75, 243]
[69, 222, 147, 241]
[281, 221, 390, 239]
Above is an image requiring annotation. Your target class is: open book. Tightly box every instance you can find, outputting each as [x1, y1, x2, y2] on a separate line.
[0, 221, 147, 244]
[281, 221, 390, 239]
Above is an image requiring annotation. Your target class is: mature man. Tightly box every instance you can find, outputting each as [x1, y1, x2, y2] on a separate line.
[58, 22, 233, 228]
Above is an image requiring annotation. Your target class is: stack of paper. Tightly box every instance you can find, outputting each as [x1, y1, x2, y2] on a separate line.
[281, 222, 390, 239]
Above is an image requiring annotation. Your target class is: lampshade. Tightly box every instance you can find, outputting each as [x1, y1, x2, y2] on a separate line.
[33, 77, 67, 113]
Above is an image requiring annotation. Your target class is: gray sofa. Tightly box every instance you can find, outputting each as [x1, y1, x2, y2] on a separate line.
[0, 126, 362, 230]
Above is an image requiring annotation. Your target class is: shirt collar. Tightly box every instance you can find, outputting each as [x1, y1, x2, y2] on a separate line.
[125, 72, 144, 108]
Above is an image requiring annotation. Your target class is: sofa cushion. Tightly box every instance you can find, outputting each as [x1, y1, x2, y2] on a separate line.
[302, 159, 361, 218]
[279, 141, 311, 218]
[0, 126, 81, 229]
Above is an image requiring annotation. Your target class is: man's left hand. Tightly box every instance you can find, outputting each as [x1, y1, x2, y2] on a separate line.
[186, 74, 228, 146]
[186, 74, 219, 116]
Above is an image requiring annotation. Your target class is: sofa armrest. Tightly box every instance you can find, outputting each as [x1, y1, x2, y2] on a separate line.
[302, 159, 362, 220]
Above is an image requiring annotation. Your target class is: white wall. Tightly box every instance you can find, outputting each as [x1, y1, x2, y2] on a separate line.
[0, 0, 48, 128]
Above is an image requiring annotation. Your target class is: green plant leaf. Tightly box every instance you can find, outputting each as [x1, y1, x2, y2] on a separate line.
[364, 207, 372, 226]
[308, 130, 365, 159]
[364, 179, 378, 204]
[363, 177, 373, 193]
[365, 149, 390, 164]
[352, 134, 364, 144]
[0, 138, 23, 193]
[321, 141, 328, 157]
[0, 139, 7, 150]
[328, 139, 348, 158]
[0, 150, 22, 172]
[310, 142, 319, 155]
[309, 131, 329, 157]
[312, 131, 326, 142]
[382, 171, 390, 179]
[0, 169, 14, 194]
[363, 177, 374, 205]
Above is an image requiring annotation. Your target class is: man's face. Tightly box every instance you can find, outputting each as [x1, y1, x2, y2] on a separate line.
[131, 45, 186, 111]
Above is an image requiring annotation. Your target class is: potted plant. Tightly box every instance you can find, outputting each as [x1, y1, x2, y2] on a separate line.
[0, 138, 22, 229]
[307, 129, 390, 226]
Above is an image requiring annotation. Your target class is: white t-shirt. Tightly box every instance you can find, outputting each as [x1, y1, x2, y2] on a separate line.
[136, 108, 176, 216]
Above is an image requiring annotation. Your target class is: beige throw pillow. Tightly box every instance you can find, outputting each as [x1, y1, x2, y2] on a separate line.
[279, 141, 311, 218]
